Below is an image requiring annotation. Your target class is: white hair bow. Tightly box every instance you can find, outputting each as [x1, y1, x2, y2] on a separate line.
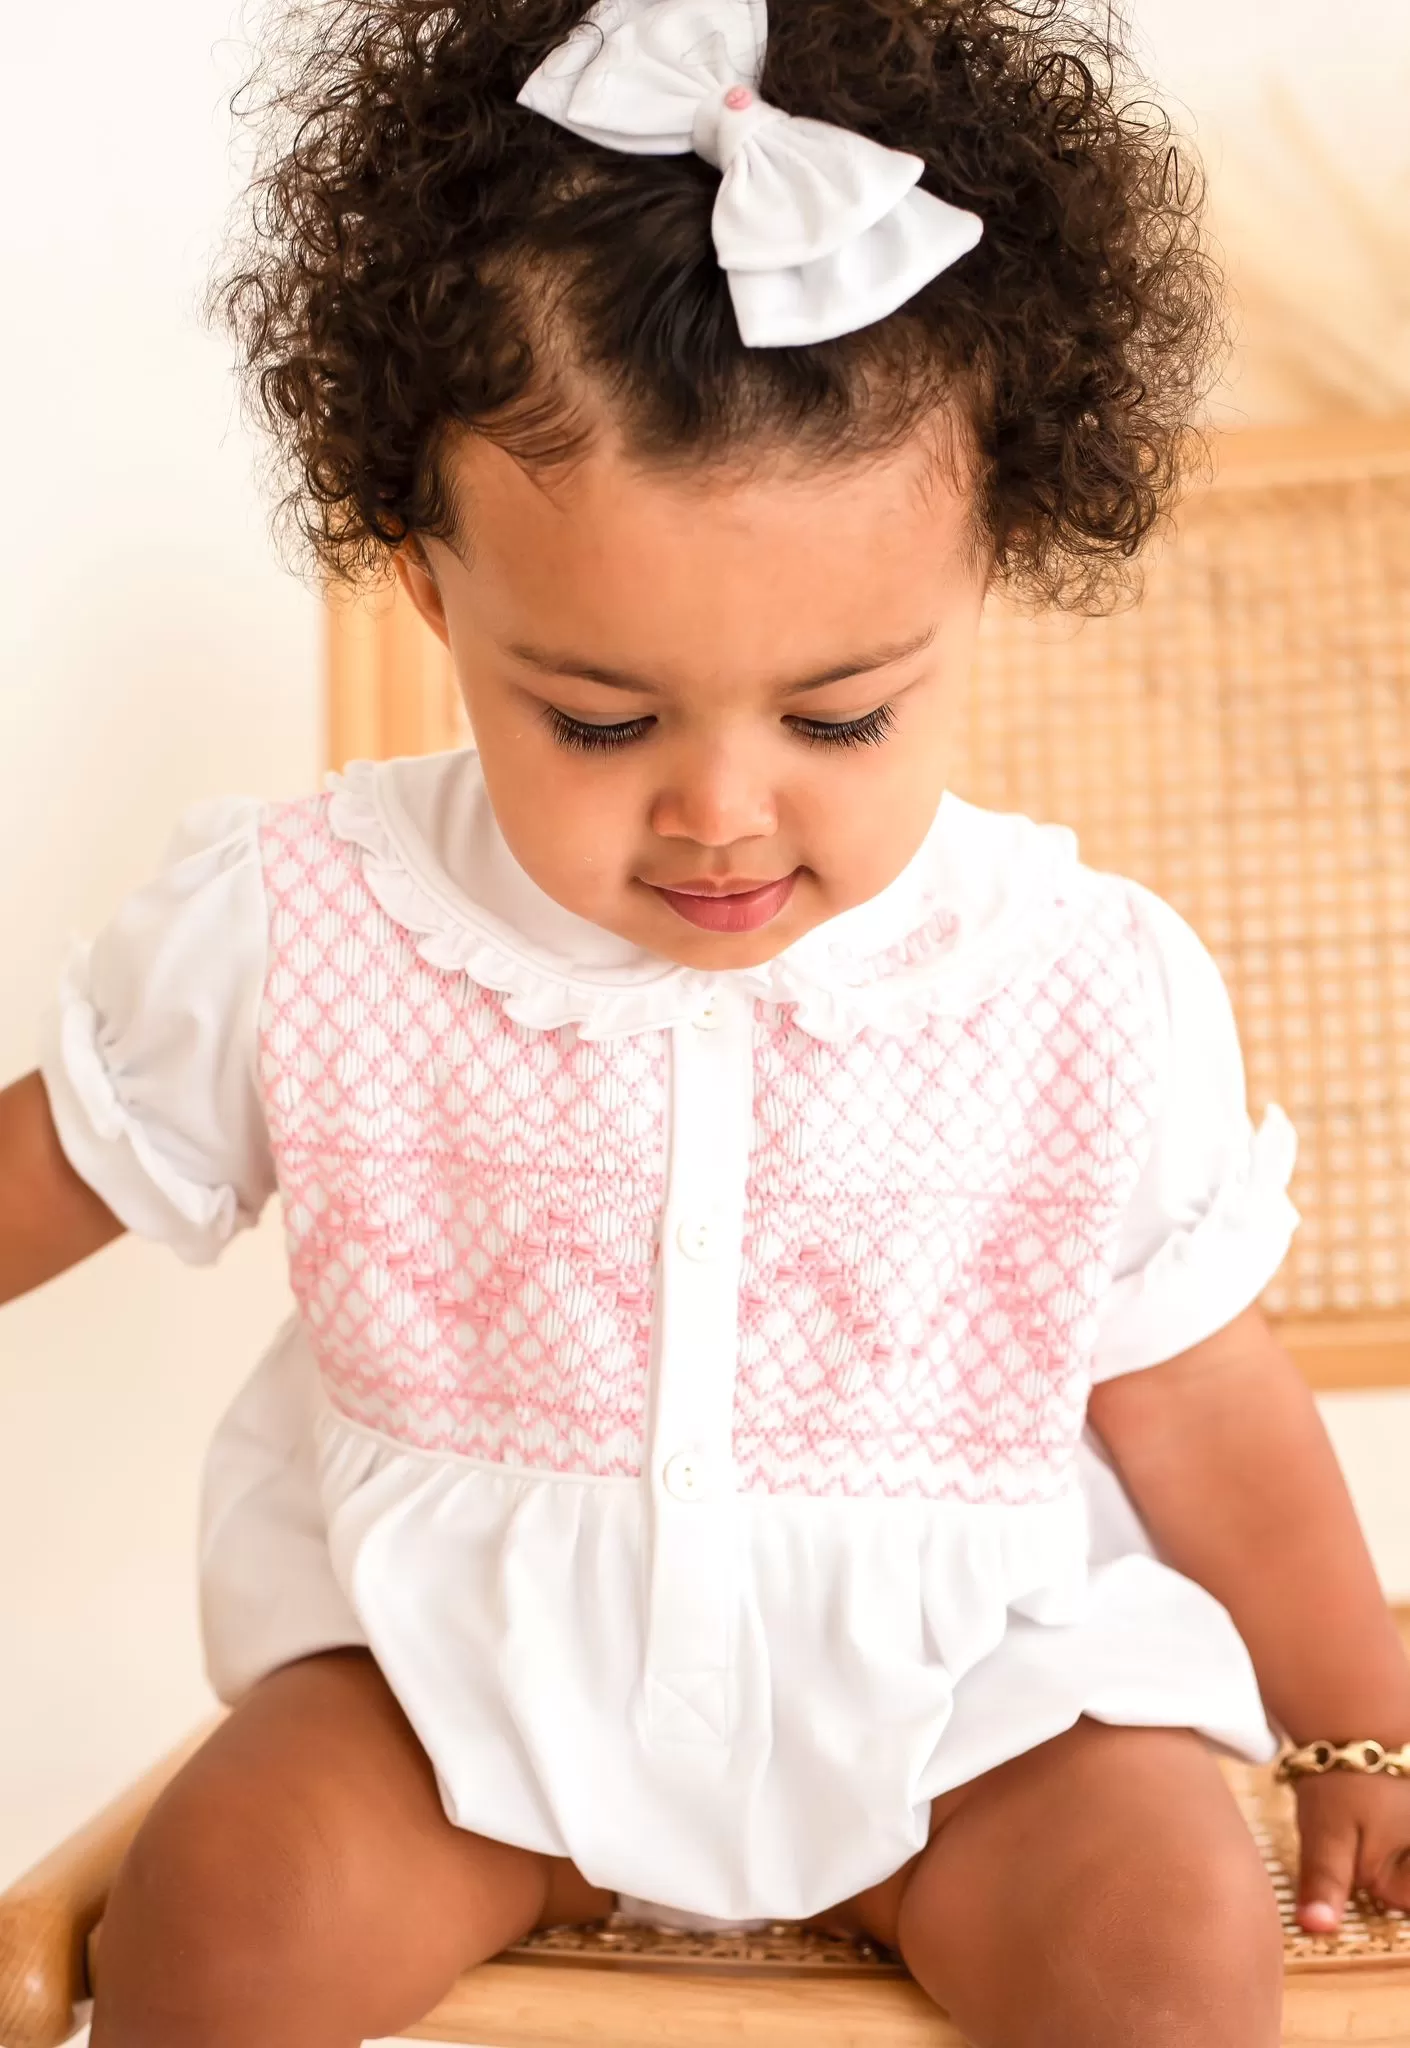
[517, 0, 984, 347]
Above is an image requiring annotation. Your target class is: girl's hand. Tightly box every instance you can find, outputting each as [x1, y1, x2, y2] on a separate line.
[1295, 1770, 1410, 1930]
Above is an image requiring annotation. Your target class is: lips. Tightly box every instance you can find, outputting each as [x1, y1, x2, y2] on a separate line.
[649, 871, 800, 934]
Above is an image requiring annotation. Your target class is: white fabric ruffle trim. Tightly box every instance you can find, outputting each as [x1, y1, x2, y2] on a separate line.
[326, 759, 1088, 1044]
[1092, 1106, 1300, 1380]
[41, 941, 240, 1265]
[327, 766, 703, 1040]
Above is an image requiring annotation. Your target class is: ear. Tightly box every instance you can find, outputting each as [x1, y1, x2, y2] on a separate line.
[394, 541, 452, 650]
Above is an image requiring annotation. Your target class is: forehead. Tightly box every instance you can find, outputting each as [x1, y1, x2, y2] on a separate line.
[436, 426, 982, 680]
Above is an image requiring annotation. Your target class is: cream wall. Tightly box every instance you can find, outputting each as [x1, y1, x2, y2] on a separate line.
[0, 0, 319, 1888]
[1, 0, 1408, 1919]
[1137, 0, 1410, 420]
[1123, 6, 1410, 1618]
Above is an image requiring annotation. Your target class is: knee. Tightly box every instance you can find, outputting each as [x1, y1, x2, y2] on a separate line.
[1047, 1846, 1284, 2048]
[1129, 1864, 1283, 2047]
[93, 1775, 351, 2046]
[898, 1826, 1283, 2048]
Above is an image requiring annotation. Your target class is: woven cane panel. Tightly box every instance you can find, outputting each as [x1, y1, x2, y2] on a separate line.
[1227, 1763, 1410, 1974]
[497, 1765, 1409, 1979]
[958, 471, 1410, 1320]
[326, 439, 1410, 1325]
[501, 1917, 903, 1978]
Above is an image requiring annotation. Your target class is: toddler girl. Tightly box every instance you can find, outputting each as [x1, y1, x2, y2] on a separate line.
[4, 1, 1410, 2043]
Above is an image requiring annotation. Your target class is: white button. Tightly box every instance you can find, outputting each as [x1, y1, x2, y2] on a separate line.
[676, 1217, 720, 1261]
[663, 1451, 709, 1501]
[693, 999, 723, 1031]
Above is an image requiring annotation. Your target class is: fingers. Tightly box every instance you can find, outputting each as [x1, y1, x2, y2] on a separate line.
[1297, 1812, 1360, 1933]
[1363, 1842, 1410, 1916]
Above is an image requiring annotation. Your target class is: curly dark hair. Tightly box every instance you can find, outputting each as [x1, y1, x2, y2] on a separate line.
[214, 0, 1223, 609]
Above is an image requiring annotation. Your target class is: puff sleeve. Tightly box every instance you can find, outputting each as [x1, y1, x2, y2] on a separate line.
[38, 797, 276, 1265]
[1090, 884, 1300, 1380]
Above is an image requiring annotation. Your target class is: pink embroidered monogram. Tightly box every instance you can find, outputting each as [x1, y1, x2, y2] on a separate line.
[258, 794, 1157, 1501]
[825, 900, 962, 987]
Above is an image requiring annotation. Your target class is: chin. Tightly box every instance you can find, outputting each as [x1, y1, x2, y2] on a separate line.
[640, 912, 814, 972]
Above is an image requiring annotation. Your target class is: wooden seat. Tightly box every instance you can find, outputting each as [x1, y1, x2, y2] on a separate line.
[4, 416, 1410, 2046]
[2, 1730, 1410, 2046]
[419, 1753, 1410, 2045]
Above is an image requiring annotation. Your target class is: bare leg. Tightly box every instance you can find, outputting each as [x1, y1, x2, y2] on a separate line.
[90, 1649, 613, 2048]
[826, 1719, 1283, 2048]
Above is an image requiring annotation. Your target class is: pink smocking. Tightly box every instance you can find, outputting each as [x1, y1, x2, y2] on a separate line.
[732, 889, 1157, 1504]
[258, 795, 665, 1475]
[256, 792, 1158, 1502]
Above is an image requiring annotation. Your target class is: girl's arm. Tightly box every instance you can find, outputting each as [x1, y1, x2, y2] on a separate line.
[1088, 1306, 1410, 1927]
[0, 1072, 124, 1305]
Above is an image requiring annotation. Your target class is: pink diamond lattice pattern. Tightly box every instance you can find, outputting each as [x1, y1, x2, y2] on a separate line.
[259, 796, 664, 1476]
[258, 797, 1158, 1501]
[734, 896, 1158, 1503]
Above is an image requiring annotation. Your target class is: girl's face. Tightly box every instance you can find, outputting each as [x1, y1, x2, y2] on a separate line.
[399, 423, 989, 969]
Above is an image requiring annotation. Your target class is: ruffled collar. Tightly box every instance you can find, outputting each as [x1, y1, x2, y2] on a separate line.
[325, 748, 1085, 1043]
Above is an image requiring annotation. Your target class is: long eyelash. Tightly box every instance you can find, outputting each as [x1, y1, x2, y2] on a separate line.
[789, 702, 897, 750]
[544, 706, 654, 753]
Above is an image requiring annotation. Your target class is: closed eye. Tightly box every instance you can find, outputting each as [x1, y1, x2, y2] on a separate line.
[786, 703, 896, 749]
[542, 700, 898, 754]
[543, 706, 655, 753]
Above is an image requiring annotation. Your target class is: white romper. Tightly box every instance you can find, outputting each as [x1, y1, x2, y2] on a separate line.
[41, 747, 1298, 1924]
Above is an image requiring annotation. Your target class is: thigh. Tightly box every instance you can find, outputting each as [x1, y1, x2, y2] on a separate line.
[91, 1648, 613, 2048]
[837, 1720, 1283, 2048]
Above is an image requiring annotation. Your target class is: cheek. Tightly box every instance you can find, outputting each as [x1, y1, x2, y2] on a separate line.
[794, 732, 951, 912]
[474, 711, 644, 896]
[797, 727, 947, 852]
[838, 776, 936, 886]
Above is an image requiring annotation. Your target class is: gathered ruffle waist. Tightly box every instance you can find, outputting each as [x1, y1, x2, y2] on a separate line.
[200, 1328, 1273, 1922]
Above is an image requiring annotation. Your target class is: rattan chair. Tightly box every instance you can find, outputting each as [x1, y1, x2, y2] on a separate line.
[4, 417, 1410, 2047]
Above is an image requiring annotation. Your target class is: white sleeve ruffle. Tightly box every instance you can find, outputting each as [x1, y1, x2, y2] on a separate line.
[38, 797, 276, 1265]
[1090, 884, 1300, 1381]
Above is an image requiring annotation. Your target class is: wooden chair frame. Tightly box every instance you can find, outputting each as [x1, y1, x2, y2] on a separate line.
[5, 1709, 1410, 2047]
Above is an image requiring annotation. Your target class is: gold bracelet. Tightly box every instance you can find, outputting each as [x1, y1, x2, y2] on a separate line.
[1275, 1738, 1410, 1783]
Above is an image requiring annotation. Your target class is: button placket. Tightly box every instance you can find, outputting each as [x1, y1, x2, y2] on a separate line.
[693, 991, 724, 1032]
[642, 983, 754, 1746]
[676, 1216, 721, 1261]
[662, 1450, 709, 1501]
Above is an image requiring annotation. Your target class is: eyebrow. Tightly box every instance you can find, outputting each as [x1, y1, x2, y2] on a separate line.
[505, 626, 938, 695]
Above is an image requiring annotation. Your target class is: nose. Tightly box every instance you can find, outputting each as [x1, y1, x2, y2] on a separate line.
[649, 737, 779, 849]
